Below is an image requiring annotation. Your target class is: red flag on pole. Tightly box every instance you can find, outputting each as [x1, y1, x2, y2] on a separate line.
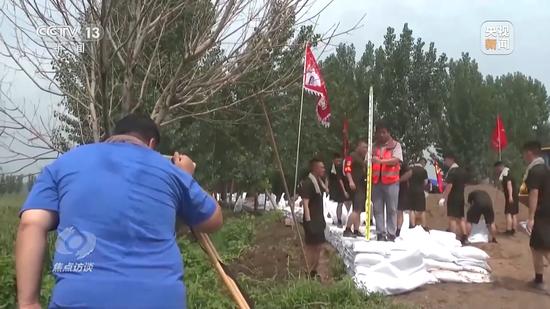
[434, 161, 444, 193]
[491, 114, 508, 152]
[303, 44, 331, 127]
[342, 118, 349, 156]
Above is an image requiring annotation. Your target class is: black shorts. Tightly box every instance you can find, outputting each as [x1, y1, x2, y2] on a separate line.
[467, 204, 495, 224]
[447, 201, 465, 218]
[303, 220, 326, 245]
[397, 195, 409, 211]
[408, 191, 426, 212]
[351, 187, 366, 212]
[504, 201, 519, 215]
[530, 217, 550, 250]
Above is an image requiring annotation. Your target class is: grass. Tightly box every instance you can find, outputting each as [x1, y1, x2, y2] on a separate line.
[0, 195, 400, 308]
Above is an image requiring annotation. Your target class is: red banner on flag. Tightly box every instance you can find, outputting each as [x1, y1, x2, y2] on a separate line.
[491, 114, 508, 151]
[303, 44, 330, 127]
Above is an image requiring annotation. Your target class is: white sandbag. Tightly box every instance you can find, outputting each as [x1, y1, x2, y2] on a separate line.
[424, 259, 462, 272]
[456, 271, 492, 283]
[354, 253, 385, 266]
[420, 244, 457, 263]
[468, 219, 489, 243]
[431, 270, 468, 283]
[451, 246, 490, 260]
[234, 196, 244, 212]
[397, 225, 430, 243]
[353, 240, 396, 255]
[460, 265, 490, 275]
[353, 250, 434, 295]
[429, 230, 462, 248]
[455, 259, 492, 272]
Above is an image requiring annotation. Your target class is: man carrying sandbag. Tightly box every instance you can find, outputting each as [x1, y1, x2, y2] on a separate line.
[465, 190, 497, 243]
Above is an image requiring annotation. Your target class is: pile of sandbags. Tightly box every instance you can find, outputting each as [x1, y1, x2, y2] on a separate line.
[320, 195, 492, 296]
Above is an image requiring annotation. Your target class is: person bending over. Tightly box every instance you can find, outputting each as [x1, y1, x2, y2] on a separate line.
[465, 190, 497, 243]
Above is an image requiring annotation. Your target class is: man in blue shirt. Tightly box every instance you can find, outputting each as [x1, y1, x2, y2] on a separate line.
[16, 114, 223, 309]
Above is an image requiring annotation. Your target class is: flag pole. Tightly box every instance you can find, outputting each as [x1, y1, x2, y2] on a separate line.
[365, 86, 374, 240]
[292, 42, 308, 199]
[497, 114, 502, 161]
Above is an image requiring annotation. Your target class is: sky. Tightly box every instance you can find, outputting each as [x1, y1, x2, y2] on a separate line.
[1, 0, 549, 174]
[311, 0, 550, 88]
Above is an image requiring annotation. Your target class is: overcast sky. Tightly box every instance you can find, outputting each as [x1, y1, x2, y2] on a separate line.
[1, 0, 549, 174]
[312, 0, 550, 88]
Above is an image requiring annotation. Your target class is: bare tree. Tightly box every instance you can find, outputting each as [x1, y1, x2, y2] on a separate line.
[0, 0, 362, 168]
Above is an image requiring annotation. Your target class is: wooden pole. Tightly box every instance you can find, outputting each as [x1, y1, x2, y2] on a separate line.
[259, 96, 310, 272]
[195, 232, 251, 309]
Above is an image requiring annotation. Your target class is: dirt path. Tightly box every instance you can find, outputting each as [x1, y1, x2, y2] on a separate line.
[394, 184, 550, 309]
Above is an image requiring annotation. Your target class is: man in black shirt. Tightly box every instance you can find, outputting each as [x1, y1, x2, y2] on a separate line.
[520, 141, 550, 291]
[397, 163, 411, 237]
[328, 153, 351, 227]
[441, 154, 468, 243]
[343, 140, 368, 237]
[299, 158, 327, 279]
[409, 158, 429, 228]
[466, 190, 497, 243]
[494, 161, 519, 235]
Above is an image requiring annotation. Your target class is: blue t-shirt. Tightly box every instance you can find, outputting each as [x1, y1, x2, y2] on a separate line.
[20, 142, 217, 309]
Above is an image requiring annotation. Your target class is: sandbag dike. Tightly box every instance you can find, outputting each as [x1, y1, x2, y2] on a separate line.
[282, 193, 493, 296]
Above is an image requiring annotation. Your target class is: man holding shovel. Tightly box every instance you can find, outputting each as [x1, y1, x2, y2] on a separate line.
[16, 114, 223, 309]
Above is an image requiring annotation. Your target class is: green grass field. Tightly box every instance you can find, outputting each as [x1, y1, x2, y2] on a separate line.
[0, 194, 400, 308]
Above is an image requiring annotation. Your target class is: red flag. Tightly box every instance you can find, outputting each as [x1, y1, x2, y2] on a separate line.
[342, 118, 350, 156]
[303, 44, 330, 127]
[434, 161, 444, 193]
[491, 114, 508, 151]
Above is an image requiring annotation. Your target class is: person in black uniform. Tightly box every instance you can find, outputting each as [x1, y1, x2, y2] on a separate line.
[299, 158, 327, 279]
[397, 163, 411, 237]
[494, 161, 519, 235]
[328, 153, 351, 227]
[409, 158, 429, 228]
[441, 154, 468, 243]
[466, 190, 497, 243]
[520, 141, 550, 291]
[343, 140, 368, 237]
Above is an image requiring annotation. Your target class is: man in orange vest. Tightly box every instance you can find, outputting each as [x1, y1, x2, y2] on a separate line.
[371, 120, 403, 241]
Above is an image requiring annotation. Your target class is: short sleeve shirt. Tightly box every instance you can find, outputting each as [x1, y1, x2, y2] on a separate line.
[20, 143, 217, 308]
[526, 164, 550, 218]
[349, 151, 366, 188]
[467, 190, 492, 209]
[446, 167, 467, 206]
[299, 177, 325, 222]
[410, 166, 428, 194]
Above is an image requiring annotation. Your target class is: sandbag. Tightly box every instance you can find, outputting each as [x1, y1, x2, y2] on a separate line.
[460, 265, 490, 275]
[354, 253, 385, 266]
[456, 271, 492, 283]
[468, 219, 489, 243]
[354, 252, 434, 295]
[431, 270, 468, 283]
[353, 240, 396, 256]
[455, 258, 492, 272]
[424, 259, 462, 272]
[420, 244, 457, 263]
[451, 246, 490, 260]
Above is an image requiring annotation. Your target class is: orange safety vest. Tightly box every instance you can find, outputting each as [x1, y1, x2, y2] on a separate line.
[372, 146, 400, 185]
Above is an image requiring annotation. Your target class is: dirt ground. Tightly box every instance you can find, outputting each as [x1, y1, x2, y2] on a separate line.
[230, 213, 337, 283]
[393, 184, 550, 309]
[231, 184, 550, 308]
